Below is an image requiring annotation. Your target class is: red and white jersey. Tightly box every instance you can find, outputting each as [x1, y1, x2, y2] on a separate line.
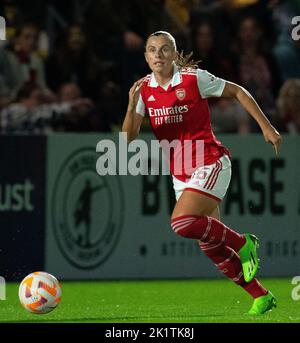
[136, 65, 230, 181]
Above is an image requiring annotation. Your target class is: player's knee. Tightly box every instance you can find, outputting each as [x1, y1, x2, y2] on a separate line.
[170, 215, 207, 238]
[171, 216, 190, 237]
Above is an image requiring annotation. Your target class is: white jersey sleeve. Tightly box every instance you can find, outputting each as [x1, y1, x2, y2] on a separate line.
[197, 69, 226, 98]
[135, 94, 145, 117]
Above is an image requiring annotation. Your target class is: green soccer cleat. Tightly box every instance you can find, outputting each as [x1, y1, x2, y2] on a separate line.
[247, 291, 277, 315]
[238, 234, 260, 282]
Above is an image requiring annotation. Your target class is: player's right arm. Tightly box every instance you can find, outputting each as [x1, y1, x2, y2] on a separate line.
[122, 79, 144, 142]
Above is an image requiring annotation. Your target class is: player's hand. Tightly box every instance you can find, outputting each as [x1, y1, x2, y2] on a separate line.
[128, 78, 144, 110]
[263, 125, 282, 156]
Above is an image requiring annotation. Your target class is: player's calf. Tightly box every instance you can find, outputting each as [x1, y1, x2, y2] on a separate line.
[170, 215, 245, 253]
[170, 215, 208, 239]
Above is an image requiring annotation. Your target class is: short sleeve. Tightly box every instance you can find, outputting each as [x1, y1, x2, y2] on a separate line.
[196, 69, 226, 98]
[135, 94, 145, 117]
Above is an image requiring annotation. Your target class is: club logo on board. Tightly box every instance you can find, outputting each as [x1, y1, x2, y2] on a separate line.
[52, 148, 124, 269]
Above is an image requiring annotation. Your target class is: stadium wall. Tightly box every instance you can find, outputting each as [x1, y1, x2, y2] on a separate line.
[1, 134, 299, 280]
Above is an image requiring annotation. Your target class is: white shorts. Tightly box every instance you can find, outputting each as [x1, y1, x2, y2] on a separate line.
[172, 154, 232, 202]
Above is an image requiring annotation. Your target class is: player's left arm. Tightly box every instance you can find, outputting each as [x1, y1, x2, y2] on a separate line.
[221, 81, 282, 156]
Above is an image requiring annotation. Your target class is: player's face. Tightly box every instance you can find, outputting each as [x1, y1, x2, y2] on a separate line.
[145, 35, 177, 74]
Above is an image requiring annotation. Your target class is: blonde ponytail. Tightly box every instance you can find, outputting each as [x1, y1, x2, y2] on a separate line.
[175, 51, 200, 70]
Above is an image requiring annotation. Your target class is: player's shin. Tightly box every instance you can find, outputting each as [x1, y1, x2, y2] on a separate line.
[199, 242, 268, 299]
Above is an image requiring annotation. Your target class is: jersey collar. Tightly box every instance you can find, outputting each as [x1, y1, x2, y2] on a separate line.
[149, 64, 182, 88]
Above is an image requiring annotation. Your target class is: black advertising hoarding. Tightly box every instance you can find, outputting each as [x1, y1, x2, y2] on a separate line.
[0, 135, 46, 281]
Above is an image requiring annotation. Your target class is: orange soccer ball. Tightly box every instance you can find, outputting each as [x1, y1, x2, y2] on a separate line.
[18, 272, 62, 314]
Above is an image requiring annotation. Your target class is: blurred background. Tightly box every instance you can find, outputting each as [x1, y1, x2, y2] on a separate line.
[0, 0, 299, 282]
[0, 0, 300, 134]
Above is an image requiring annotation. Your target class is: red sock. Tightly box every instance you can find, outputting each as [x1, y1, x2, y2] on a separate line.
[243, 279, 268, 298]
[199, 242, 268, 298]
[171, 215, 246, 252]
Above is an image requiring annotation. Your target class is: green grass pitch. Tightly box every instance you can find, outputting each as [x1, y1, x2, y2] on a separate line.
[1, 278, 299, 323]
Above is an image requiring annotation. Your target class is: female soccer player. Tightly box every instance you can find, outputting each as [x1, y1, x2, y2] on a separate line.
[122, 31, 281, 315]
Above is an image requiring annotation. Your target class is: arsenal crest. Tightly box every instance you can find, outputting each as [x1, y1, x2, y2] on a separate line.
[176, 88, 186, 100]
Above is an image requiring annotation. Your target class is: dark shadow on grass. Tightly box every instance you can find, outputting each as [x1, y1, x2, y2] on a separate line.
[0, 313, 226, 323]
